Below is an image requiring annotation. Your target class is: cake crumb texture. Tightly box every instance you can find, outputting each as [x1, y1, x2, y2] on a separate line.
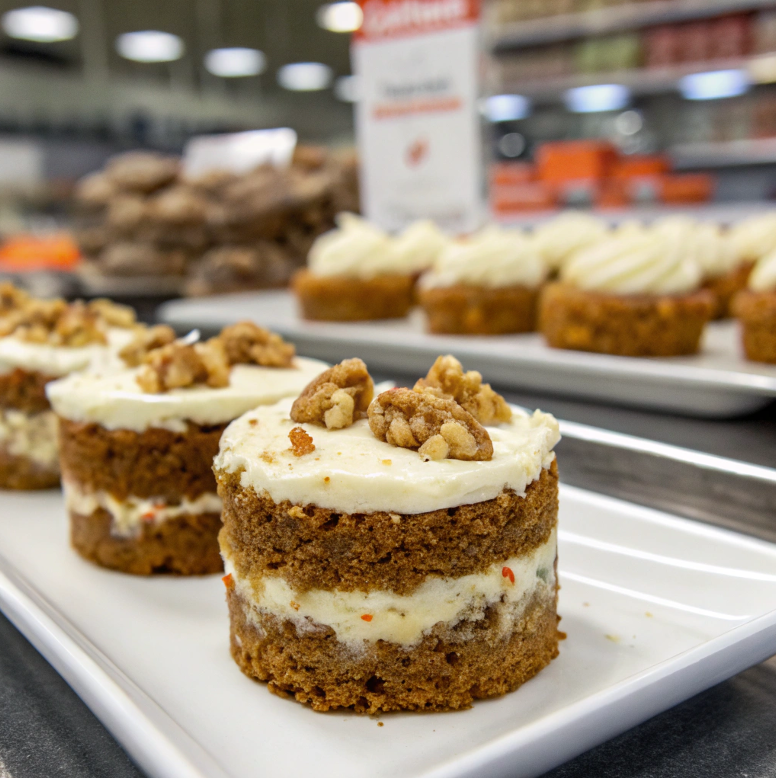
[0, 446, 59, 489]
[733, 290, 776, 364]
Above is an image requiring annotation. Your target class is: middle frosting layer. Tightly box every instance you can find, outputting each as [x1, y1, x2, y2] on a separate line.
[46, 356, 328, 432]
[215, 398, 560, 515]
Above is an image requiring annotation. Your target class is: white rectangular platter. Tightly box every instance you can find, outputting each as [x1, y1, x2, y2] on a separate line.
[159, 291, 776, 418]
[1, 484, 775, 778]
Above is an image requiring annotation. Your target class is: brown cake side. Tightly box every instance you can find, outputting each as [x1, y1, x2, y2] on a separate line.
[732, 289, 776, 364]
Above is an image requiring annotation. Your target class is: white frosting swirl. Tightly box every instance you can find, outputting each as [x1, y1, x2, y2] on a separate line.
[307, 213, 398, 279]
[388, 219, 449, 274]
[420, 226, 547, 290]
[46, 357, 328, 432]
[748, 249, 776, 292]
[652, 216, 741, 280]
[561, 231, 702, 295]
[215, 398, 559, 515]
[730, 213, 776, 263]
[532, 211, 609, 271]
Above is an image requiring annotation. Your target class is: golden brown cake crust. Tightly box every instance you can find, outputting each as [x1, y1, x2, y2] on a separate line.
[59, 419, 225, 501]
[292, 269, 414, 321]
[419, 284, 539, 335]
[0, 445, 59, 490]
[70, 508, 223, 575]
[0, 368, 54, 413]
[704, 262, 753, 319]
[218, 460, 558, 596]
[732, 290, 776, 364]
[538, 283, 715, 357]
[227, 586, 559, 713]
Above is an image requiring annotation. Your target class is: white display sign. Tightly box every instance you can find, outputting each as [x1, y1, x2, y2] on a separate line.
[353, 0, 483, 234]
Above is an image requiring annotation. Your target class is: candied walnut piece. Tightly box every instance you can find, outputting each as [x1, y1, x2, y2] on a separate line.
[414, 355, 512, 425]
[53, 301, 108, 346]
[136, 342, 208, 393]
[217, 321, 295, 367]
[289, 426, 315, 457]
[368, 388, 493, 461]
[88, 298, 137, 328]
[0, 298, 67, 339]
[0, 283, 30, 316]
[196, 338, 230, 388]
[290, 358, 374, 430]
[120, 325, 176, 366]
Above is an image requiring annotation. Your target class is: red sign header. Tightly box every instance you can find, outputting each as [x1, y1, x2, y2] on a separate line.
[356, 0, 479, 41]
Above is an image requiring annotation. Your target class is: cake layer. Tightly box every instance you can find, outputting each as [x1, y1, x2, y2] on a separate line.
[63, 481, 222, 538]
[219, 461, 558, 596]
[0, 368, 53, 413]
[226, 585, 559, 713]
[0, 327, 134, 377]
[70, 507, 223, 575]
[0, 445, 60, 490]
[46, 356, 327, 432]
[58, 419, 224, 502]
[0, 408, 59, 468]
[224, 527, 556, 646]
[215, 398, 559, 515]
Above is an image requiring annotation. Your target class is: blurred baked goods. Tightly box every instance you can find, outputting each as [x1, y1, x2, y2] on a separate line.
[732, 250, 776, 364]
[73, 147, 359, 294]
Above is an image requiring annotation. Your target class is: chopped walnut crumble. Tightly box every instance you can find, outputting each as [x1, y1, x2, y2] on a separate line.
[0, 283, 30, 316]
[87, 298, 137, 328]
[218, 321, 295, 368]
[0, 298, 108, 347]
[120, 325, 177, 366]
[367, 388, 493, 461]
[289, 427, 315, 457]
[414, 355, 512, 425]
[136, 340, 229, 393]
[290, 358, 374, 429]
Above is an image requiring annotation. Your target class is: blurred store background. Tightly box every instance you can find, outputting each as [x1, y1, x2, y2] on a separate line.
[2, 0, 776, 302]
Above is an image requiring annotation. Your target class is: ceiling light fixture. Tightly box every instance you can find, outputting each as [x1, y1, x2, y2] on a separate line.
[205, 47, 266, 77]
[564, 84, 630, 113]
[316, 2, 363, 33]
[116, 30, 184, 63]
[679, 69, 749, 100]
[2, 6, 78, 43]
[277, 62, 333, 91]
[482, 94, 531, 122]
[334, 74, 360, 102]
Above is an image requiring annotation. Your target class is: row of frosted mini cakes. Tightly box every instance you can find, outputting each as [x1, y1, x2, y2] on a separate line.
[291, 211, 776, 362]
[1, 290, 563, 713]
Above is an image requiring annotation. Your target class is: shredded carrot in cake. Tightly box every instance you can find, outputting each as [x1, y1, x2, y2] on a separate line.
[502, 566, 515, 584]
[361, 614, 373, 622]
[222, 573, 234, 588]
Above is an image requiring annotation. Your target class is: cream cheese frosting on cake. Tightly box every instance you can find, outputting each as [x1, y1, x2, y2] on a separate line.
[0, 408, 59, 468]
[420, 226, 547, 290]
[748, 249, 776, 292]
[532, 211, 609, 271]
[216, 397, 560, 515]
[47, 356, 328, 432]
[388, 219, 449, 275]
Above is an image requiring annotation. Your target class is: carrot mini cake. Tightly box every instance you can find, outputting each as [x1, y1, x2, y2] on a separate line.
[540, 231, 715, 357]
[419, 226, 548, 335]
[653, 216, 747, 318]
[531, 211, 609, 276]
[215, 355, 561, 713]
[46, 322, 327, 575]
[732, 249, 776, 364]
[293, 214, 422, 321]
[0, 287, 136, 490]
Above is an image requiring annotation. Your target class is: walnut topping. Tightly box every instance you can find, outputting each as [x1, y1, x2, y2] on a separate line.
[289, 426, 315, 457]
[0, 283, 30, 316]
[414, 355, 512, 425]
[217, 321, 295, 367]
[0, 298, 108, 347]
[136, 339, 229, 393]
[87, 298, 137, 328]
[119, 325, 176, 366]
[367, 388, 493, 461]
[290, 358, 374, 430]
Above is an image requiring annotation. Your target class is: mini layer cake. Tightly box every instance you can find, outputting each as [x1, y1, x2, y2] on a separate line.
[0, 286, 136, 489]
[47, 322, 327, 575]
[215, 356, 561, 713]
[292, 214, 447, 321]
[732, 249, 776, 363]
[540, 230, 715, 357]
[419, 226, 548, 335]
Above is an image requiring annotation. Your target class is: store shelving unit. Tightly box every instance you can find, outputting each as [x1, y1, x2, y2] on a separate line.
[489, 0, 776, 51]
[671, 136, 776, 167]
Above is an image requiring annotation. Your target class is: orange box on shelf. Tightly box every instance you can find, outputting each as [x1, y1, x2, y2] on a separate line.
[611, 155, 670, 179]
[536, 140, 618, 183]
[659, 174, 715, 204]
[491, 181, 557, 216]
[596, 180, 630, 209]
[489, 161, 536, 186]
[0, 234, 81, 272]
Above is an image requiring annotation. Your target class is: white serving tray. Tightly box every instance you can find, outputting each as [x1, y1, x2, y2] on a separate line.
[1, 481, 776, 778]
[159, 291, 776, 418]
